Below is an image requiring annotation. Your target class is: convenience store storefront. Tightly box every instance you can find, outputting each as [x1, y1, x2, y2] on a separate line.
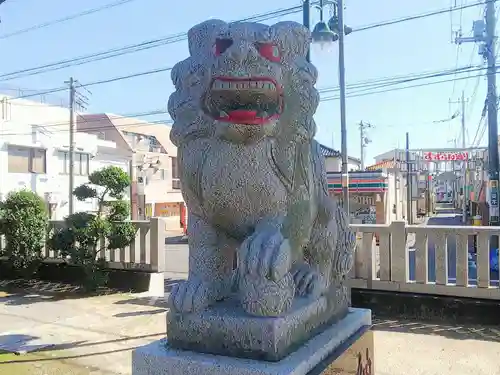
[327, 171, 389, 224]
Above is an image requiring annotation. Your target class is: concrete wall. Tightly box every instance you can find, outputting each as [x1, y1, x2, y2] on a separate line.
[324, 156, 361, 172]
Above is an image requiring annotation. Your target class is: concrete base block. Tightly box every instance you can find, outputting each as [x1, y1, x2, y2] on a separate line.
[147, 272, 165, 297]
[167, 295, 348, 361]
[131, 308, 371, 375]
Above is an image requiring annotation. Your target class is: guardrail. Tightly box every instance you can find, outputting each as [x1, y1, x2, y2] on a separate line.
[0, 218, 165, 273]
[350, 221, 500, 299]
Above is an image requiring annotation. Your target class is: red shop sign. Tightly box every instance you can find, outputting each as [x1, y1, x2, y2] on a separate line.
[423, 152, 469, 161]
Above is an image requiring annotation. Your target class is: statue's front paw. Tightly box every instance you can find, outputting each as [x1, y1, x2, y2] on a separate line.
[168, 278, 214, 313]
[239, 228, 291, 281]
[292, 264, 326, 298]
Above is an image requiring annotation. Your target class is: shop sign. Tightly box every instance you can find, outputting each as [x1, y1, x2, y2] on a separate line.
[423, 152, 469, 161]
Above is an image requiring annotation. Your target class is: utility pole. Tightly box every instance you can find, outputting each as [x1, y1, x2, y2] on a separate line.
[449, 91, 468, 222]
[456, 1, 499, 234]
[66, 77, 76, 216]
[485, 0, 499, 232]
[405, 132, 412, 224]
[303, 0, 310, 62]
[460, 91, 467, 223]
[359, 121, 373, 170]
[338, 0, 349, 214]
[393, 148, 399, 219]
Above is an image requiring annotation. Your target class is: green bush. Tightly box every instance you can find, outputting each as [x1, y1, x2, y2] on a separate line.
[1, 190, 48, 278]
[48, 166, 136, 291]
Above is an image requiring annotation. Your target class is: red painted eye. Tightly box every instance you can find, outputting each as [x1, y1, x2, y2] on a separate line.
[214, 38, 233, 56]
[256, 43, 280, 62]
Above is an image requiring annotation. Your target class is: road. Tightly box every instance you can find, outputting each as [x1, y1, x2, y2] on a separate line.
[408, 204, 499, 285]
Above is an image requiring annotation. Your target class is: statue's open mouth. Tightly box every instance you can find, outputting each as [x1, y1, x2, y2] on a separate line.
[204, 77, 283, 125]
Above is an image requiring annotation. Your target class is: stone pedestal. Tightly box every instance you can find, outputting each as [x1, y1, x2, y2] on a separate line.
[167, 295, 348, 361]
[132, 308, 372, 375]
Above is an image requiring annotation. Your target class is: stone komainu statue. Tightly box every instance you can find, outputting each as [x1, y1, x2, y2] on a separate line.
[168, 19, 355, 317]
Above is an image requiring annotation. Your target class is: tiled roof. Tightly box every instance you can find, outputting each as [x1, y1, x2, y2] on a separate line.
[366, 159, 397, 171]
[319, 144, 362, 163]
[319, 144, 341, 157]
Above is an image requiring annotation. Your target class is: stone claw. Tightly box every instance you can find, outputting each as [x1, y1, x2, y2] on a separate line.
[168, 278, 214, 313]
[292, 264, 325, 298]
[239, 228, 291, 281]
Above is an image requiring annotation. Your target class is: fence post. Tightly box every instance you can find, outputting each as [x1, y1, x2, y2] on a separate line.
[390, 220, 408, 283]
[149, 217, 165, 273]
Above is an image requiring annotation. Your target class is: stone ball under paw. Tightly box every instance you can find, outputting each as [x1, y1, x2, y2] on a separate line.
[238, 273, 295, 317]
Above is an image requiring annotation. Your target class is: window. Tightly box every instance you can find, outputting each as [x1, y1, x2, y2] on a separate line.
[171, 157, 179, 179]
[171, 157, 180, 189]
[57, 151, 90, 175]
[8, 146, 46, 173]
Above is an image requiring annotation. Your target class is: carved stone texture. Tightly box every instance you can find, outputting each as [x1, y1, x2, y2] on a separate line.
[166, 18, 356, 360]
[133, 309, 373, 375]
[167, 293, 349, 362]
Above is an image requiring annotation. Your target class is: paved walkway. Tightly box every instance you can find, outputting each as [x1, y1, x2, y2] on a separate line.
[0, 284, 499, 374]
[0, 289, 165, 375]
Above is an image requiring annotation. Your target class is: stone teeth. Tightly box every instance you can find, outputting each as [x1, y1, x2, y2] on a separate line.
[219, 111, 228, 117]
[212, 80, 276, 91]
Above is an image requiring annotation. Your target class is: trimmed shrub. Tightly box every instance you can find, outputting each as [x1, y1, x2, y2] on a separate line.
[48, 166, 136, 291]
[1, 190, 48, 278]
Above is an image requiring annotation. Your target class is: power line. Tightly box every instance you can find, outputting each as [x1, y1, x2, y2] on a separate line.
[8, 66, 174, 100]
[0, 116, 173, 137]
[3, 67, 498, 137]
[318, 65, 483, 95]
[8, 63, 486, 103]
[0, 5, 307, 82]
[0, 0, 140, 40]
[0, 107, 168, 129]
[468, 4, 500, 147]
[0, 0, 489, 82]
[2, 66, 481, 132]
[448, 0, 467, 108]
[471, 113, 487, 146]
[353, 0, 496, 33]
[321, 69, 499, 102]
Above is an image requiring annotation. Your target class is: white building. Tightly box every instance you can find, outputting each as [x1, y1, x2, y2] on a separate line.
[0, 96, 132, 219]
[320, 144, 361, 172]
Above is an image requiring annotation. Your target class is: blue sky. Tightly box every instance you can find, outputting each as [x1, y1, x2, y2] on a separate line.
[0, 0, 493, 164]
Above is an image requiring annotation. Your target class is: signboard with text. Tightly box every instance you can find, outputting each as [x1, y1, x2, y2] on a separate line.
[423, 151, 469, 161]
[490, 180, 499, 220]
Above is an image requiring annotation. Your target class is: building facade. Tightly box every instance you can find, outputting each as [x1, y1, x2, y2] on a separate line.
[77, 114, 185, 229]
[320, 144, 362, 172]
[0, 95, 133, 219]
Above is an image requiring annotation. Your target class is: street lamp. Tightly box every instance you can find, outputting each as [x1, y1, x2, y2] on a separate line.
[312, 21, 338, 44]
[305, 0, 352, 213]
